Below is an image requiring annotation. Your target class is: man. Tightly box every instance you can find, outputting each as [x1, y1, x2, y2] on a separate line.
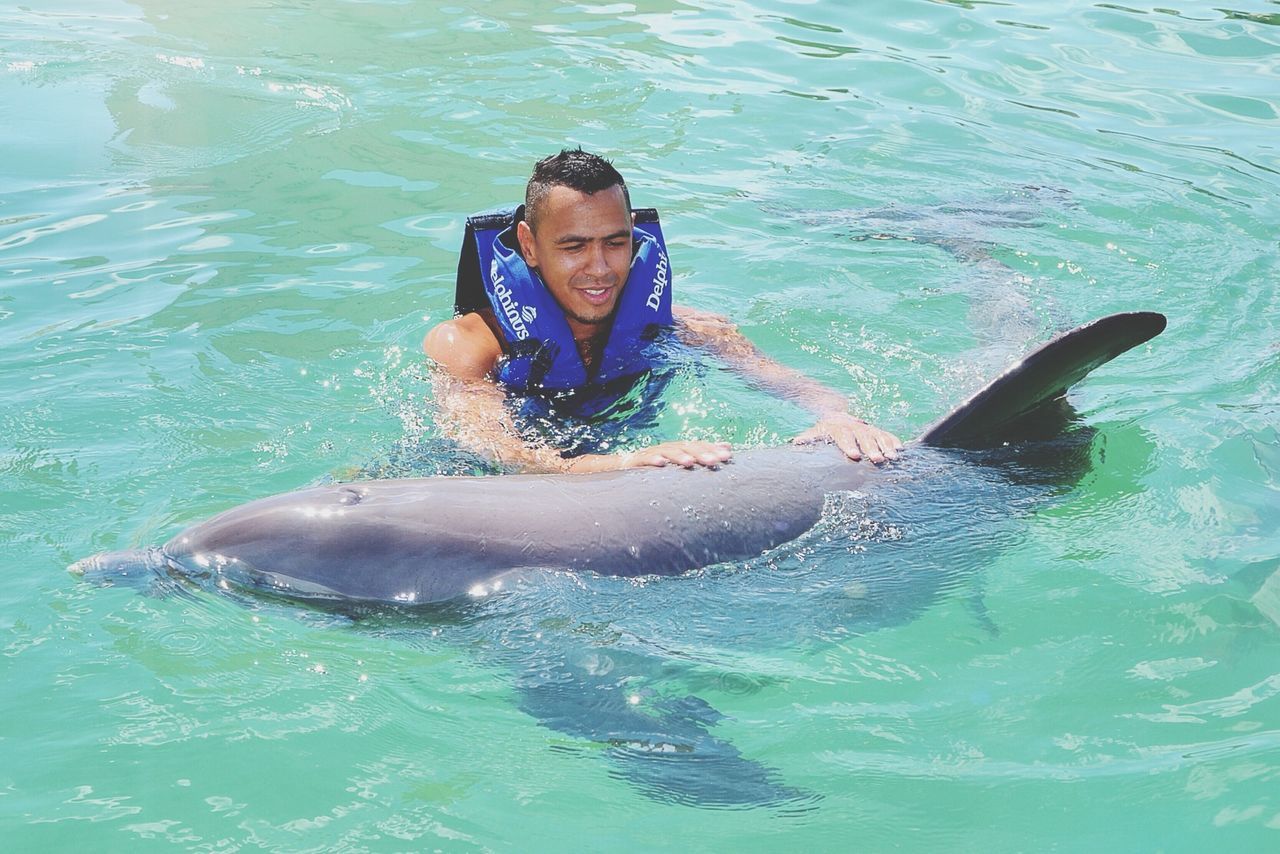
[424, 148, 902, 473]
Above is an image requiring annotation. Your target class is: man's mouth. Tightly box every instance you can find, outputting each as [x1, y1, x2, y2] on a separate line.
[578, 285, 615, 306]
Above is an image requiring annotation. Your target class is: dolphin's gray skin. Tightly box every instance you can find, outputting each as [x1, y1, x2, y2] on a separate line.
[70, 311, 1165, 810]
[71, 312, 1165, 604]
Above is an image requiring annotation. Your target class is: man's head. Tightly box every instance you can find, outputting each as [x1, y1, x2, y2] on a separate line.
[517, 149, 635, 336]
[524, 148, 630, 232]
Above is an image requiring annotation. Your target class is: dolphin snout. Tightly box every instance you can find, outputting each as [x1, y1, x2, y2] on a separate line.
[68, 548, 167, 582]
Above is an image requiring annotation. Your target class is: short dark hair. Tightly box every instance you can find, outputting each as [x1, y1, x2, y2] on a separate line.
[525, 148, 630, 231]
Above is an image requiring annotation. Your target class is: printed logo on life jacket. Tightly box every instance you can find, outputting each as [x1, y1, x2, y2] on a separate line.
[490, 258, 530, 340]
[646, 250, 669, 311]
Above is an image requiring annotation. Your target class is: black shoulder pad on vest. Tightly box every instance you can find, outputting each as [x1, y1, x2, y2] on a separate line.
[455, 206, 518, 316]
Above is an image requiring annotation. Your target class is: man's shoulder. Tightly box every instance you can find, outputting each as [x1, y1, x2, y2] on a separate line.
[423, 312, 503, 380]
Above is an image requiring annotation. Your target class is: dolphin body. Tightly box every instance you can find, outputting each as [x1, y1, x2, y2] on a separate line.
[72, 312, 1165, 605]
[187, 445, 860, 602]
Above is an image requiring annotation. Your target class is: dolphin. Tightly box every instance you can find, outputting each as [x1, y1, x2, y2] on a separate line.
[69, 310, 1165, 810]
[71, 312, 1166, 605]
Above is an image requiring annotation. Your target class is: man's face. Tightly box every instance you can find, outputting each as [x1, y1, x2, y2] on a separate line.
[517, 184, 632, 336]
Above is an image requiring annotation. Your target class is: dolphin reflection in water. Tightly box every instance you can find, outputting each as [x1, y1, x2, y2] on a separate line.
[73, 312, 1165, 809]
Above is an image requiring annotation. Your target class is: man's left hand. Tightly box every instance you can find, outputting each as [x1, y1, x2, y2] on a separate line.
[792, 413, 903, 464]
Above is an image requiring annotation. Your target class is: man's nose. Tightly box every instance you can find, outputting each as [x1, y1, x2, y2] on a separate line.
[585, 242, 611, 278]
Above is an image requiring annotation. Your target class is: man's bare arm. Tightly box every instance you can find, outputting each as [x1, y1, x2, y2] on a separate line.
[673, 306, 903, 463]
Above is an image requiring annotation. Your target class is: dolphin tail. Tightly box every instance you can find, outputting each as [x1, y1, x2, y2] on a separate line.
[965, 589, 1000, 637]
[516, 654, 817, 811]
[603, 695, 820, 811]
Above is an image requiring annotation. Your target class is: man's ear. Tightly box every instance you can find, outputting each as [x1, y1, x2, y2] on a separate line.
[516, 220, 538, 267]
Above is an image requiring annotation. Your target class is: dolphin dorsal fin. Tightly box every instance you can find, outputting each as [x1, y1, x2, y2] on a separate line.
[918, 311, 1167, 448]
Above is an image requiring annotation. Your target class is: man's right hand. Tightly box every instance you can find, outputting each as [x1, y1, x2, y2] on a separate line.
[566, 441, 733, 474]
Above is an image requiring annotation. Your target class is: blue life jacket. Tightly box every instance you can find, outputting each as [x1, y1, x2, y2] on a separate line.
[454, 205, 674, 407]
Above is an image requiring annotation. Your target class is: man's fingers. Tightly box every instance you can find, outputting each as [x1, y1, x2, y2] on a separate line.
[857, 426, 888, 464]
[854, 426, 903, 465]
[696, 442, 733, 466]
[680, 441, 732, 468]
[849, 429, 881, 463]
[834, 427, 865, 461]
[794, 416, 904, 465]
[791, 429, 824, 447]
[821, 422, 870, 462]
[632, 441, 733, 470]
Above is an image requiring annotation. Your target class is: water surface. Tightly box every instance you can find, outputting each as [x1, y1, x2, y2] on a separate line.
[2, 0, 1278, 849]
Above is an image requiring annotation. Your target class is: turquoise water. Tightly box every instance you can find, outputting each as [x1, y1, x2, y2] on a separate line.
[3, 0, 1279, 848]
